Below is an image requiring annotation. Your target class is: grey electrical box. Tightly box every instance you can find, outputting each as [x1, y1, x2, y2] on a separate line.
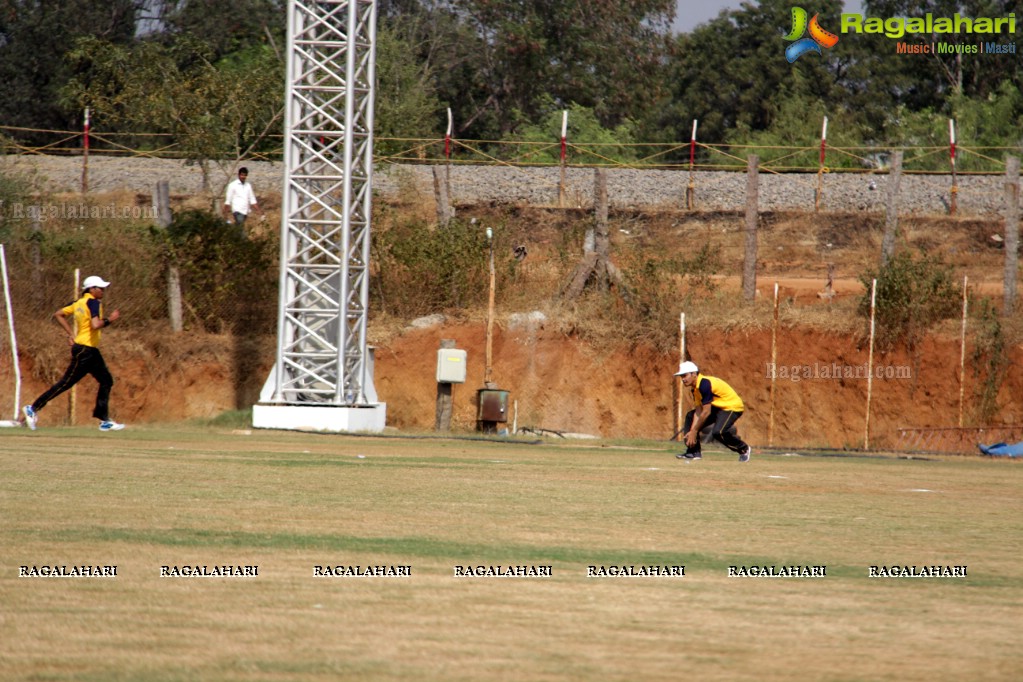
[436, 348, 467, 383]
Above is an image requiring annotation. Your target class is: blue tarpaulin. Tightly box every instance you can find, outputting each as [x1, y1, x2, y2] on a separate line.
[978, 441, 1023, 457]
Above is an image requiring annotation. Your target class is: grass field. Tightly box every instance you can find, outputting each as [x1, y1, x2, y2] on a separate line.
[1, 425, 1021, 681]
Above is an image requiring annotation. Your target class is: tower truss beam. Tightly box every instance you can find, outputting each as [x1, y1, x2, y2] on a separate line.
[255, 0, 385, 432]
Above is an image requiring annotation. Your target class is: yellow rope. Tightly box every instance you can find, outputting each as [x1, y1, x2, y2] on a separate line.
[2, 125, 1019, 175]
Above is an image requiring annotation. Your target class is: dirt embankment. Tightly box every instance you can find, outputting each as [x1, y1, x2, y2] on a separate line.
[6, 319, 1020, 451]
[0, 167, 1018, 448]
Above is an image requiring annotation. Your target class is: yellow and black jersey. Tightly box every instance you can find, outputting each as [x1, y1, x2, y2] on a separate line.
[692, 373, 744, 412]
[62, 293, 103, 347]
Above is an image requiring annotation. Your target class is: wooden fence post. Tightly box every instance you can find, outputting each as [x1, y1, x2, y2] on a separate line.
[880, 150, 903, 266]
[81, 108, 89, 194]
[433, 166, 454, 226]
[1004, 156, 1020, 316]
[30, 214, 42, 309]
[153, 181, 183, 332]
[594, 168, 609, 286]
[742, 155, 759, 303]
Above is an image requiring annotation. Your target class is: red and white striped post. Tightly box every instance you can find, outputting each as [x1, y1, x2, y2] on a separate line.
[444, 107, 453, 190]
[686, 119, 698, 209]
[558, 110, 568, 207]
[949, 119, 958, 215]
[815, 115, 827, 211]
[444, 108, 452, 161]
[81, 107, 90, 194]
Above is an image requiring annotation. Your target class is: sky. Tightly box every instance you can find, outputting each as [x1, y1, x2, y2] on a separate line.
[673, 0, 866, 34]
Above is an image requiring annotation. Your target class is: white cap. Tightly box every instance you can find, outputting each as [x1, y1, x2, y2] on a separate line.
[82, 276, 110, 289]
[674, 361, 699, 376]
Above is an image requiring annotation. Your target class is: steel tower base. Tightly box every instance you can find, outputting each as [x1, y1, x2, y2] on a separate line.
[252, 403, 386, 433]
[253, 357, 387, 433]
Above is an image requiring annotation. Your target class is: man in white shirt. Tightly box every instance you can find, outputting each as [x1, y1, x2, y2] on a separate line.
[223, 167, 262, 236]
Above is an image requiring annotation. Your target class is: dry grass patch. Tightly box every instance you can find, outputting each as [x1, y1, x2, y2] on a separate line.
[1, 426, 1020, 681]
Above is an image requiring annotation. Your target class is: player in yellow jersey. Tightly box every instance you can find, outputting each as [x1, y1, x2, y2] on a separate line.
[22, 276, 125, 432]
[674, 361, 751, 462]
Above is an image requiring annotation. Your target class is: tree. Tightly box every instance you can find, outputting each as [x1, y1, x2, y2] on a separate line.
[508, 99, 640, 165]
[62, 36, 284, 186]
[381, 0, 675, 139]
[0, 0, 141, 145]
[727, 87, 870, 170]
[373, 24, 444, 156]
[642, 0, 1023, 155]
[647, 0, 844, 151]
[858, 252, 960, 352]
[864, 0, 1022, 99]
[155, 0, 286, 62]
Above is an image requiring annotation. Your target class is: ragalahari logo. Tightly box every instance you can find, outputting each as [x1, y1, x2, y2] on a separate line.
[785, 7, 839, 62]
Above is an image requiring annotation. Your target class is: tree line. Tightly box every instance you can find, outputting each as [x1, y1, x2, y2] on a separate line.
[0, 0, 1020, 169]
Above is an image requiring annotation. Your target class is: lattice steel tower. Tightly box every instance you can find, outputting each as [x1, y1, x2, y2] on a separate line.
[253, 0, 386, 432]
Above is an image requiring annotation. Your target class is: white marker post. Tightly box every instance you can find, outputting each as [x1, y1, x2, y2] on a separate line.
[958, 275, 968, 427]
[484, 227, 495, 386]
[0, 245, 22, 426]
[69, 269, 80, 425]
[864, 278, 877, 450]
[768, 283, 779, 447]
[676, 312, 686, 440]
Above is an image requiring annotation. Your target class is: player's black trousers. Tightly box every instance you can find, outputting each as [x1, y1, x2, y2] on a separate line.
[683, 407, 748, 455]
[32, 344, 113, 421]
